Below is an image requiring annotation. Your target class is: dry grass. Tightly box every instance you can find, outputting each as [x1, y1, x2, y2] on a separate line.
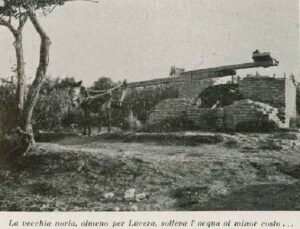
[0, 132, 299, 211]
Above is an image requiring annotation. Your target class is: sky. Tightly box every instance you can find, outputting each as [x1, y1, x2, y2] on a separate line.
[0, 0, 299, 86]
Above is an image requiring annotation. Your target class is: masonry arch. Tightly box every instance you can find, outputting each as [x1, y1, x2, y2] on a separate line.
[198, 84, 243, 108]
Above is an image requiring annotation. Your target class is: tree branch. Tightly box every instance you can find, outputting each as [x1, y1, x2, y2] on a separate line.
[1, 15, 27, 112]
[23, 6, 51, 131]
[17, 14, 28, 33]
[0, 17, 18, 37]
[26, 6, 49, 40]
[0, 77, 14, 84]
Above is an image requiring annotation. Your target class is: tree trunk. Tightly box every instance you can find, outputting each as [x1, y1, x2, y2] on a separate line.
[14, 34, 26, 113]
[0, 11, 51, 162]
[0, 17, 28, 162]
[19, 9, 51, 154]
[22, 37, 51, 132]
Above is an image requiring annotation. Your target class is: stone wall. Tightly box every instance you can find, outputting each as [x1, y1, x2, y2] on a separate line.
[238, 76, 286, 108]
[148, 99, 285, 131]
[148, 98, 224, 131]
[186, 107, 224, 131]
[238, 76, 297, 127]
[146, 75, 297, 130]
[179, 73, 232, 98]
[223, 100, 285, 130]
[148, 98, 194, 124]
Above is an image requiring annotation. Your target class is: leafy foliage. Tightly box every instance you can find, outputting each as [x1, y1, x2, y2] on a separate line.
[0, 79, 18, 134]
[0, 0, 67, 17]
[86, 77, 117, 113]
[2, 75, 179, 134]
[92, 77, 115, 91]
[81, 78, 179, 129]
[0, 0, 85, 161]
[32, 76, 80, 132]
[0, 79, 22, 159]
[121, 85, 179, 125]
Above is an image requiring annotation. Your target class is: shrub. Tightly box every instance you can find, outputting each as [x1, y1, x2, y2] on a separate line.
[32, 76, 81, 132]
[119, 85, 179, 125]
[0, 82, 18, 134]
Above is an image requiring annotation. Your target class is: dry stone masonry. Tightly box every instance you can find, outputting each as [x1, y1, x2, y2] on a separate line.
[147, 75, 297, 131]
[238, 76, 296, 128]
[129, 52, 296, 131]
[223, 100, 285, 130]
[148, 98, 194, 124]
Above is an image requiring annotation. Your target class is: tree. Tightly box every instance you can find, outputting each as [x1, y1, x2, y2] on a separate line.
[0, 76, 18, 135]
[121, 85, 179, 125]
[32, 76, 80, 132]
[87, 77, 115, 111]
[92, 77, 115, 91]
[0, 0, 84, 161]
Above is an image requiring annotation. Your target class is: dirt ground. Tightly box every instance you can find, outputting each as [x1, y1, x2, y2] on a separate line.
[0, 131, 299, 211]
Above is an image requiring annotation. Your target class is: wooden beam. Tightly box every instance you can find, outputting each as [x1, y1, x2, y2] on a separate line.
[182, 60, 278, 76]
[126, 76, 184, 88]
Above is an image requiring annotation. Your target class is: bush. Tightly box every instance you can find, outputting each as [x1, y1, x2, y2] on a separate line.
[0, 79, 28, 160]
[32, 77, 81, 132]
[119, 85, 179, 126]
[0, 82, 18, 134]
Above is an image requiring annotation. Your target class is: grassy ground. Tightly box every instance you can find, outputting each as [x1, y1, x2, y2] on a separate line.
[0, 131, 299, 211]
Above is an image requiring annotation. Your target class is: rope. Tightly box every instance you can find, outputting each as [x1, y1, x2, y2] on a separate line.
[83, 83, 124, 103]
[86, 89, 110, 93]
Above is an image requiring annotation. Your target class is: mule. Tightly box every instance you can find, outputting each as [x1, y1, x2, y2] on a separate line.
[71, 81, 127, 135]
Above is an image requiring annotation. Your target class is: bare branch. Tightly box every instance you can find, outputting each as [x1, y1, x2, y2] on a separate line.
[25, 6, 49, 39]
[0, 17, 18, 37]
[0, 77, 14, 84]
[17, 14, 28, 32]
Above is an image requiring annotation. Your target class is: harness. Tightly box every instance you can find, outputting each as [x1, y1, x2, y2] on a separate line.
[80, 81, 128, 111]
[83, 83, 126, 102]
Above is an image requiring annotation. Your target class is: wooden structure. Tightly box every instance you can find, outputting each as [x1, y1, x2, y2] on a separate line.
[125, 50, 278, 88]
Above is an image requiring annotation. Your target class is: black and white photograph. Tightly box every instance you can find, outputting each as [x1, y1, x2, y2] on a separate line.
[0, 0, 299, 217]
